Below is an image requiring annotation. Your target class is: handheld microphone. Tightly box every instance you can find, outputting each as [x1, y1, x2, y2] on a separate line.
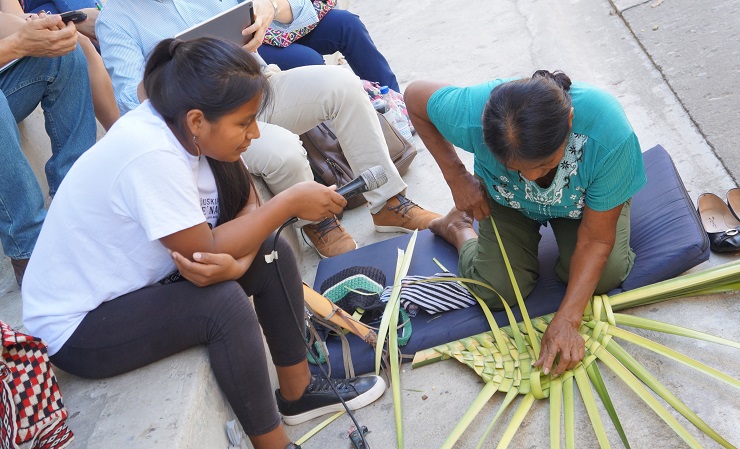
[336, 165, 388, 200]
[282, 166, 388, 227]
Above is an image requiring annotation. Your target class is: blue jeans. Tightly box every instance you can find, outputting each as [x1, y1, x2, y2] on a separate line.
[0, 48, 96, 259]
[258, 9, 399, 92]
[22, 0, 95, 14]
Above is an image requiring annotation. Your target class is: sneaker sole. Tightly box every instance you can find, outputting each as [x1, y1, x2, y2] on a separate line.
[373, 225, 415, 234]
[281, 376, 387, 426]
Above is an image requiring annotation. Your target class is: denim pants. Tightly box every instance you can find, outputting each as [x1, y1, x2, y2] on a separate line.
[0, 48, 96, 259]
[258, 8, 400, 92]
[22, 0, 95, 14]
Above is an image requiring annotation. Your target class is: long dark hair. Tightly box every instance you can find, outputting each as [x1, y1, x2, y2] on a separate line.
[143, 37, 272, 224]
[482, 70, 572, 166]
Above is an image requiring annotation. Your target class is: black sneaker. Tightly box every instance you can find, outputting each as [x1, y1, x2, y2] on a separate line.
[276, 374, 386, 425]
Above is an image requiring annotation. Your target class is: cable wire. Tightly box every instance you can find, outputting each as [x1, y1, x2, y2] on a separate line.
[272, 220, 371, 449]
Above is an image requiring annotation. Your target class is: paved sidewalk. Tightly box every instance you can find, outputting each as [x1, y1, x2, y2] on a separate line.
[616, 0, 740, 183]
[0, 0, 738, 448]
[290, 0, 740, 448]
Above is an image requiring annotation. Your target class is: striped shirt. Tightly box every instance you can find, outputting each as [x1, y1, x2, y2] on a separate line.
[96, 0, 316, 114]
[428, 80, 646, 222]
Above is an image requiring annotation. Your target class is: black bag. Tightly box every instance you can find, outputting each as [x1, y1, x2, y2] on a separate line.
[300, 112, 417, 210]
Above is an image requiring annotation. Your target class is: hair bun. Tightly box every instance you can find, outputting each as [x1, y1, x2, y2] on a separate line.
[168, 39, 184, 57]
[532, 70, 572, 92]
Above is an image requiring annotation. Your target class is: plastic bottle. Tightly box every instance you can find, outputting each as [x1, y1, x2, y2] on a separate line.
[371, 97, 388, 113]
[379, 86, 413, 141]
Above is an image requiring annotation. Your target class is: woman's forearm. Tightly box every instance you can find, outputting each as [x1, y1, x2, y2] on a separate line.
[557, 239, 612, 323]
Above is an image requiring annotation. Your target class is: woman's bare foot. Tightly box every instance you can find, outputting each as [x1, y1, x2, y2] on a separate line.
[429, 208, 478, 252]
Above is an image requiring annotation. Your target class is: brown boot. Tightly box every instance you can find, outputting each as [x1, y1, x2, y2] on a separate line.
[372, 194, 441, 233]
[302, 217, 358, 258]
[10, 258, 29, 288]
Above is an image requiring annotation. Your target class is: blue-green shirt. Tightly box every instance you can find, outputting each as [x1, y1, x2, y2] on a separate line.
[428, 79, 646, 222]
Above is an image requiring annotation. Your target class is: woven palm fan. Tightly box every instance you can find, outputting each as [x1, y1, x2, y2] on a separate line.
[408, 217, 740, 449]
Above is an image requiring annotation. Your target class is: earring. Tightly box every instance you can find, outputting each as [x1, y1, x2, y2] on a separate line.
[192, 135, 201, 161]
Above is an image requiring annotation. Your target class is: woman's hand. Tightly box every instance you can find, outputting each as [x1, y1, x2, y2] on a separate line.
[533, 313, 585, 376]
[533, 203, 625, 376]
[74, 8, 99, 44]
[450, 172, 490, 221]
[171, 251, 255, 287]
[283, 181, 347, 222]
[241, 0, 274, 53]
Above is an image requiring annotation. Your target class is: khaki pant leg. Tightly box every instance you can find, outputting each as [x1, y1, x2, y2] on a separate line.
[549, 200, 635, 294]
[458, 195, 543, 310]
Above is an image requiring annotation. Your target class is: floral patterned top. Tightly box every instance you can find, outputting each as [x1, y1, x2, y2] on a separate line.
[427, 79, 646, 223]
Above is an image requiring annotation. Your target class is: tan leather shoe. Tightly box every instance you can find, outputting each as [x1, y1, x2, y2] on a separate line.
[372, 194, 441, 233]
[11, 258, 29, 288]
[302, 217, 358, 258]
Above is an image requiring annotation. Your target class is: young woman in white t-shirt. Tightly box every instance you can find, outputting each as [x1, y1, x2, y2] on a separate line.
[22, 37, 385, 449]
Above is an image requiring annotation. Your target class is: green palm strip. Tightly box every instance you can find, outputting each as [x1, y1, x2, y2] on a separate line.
[388, 290, 404, 448]
[549, 376, 562, 449]
[495, 391, 536, 449]
[375, 231, 418, 375]
[585, 336, 704, 448]
[439, 381, 500, 449]
[489, 216, 541, 357]
[604, 339, 737, 448]
[295, 411, 345, 445]
[373, 231, 418, 448]
[476, 388, 520, 449]
[585, 360, 630, 449]
[612, 313, 740, 349]
[563, 374, 575, 449]
[573, 363, 612, 449]
[409, 275, 511, 355]
[603, 260, 740, 311]
[602, 323, 740, 389]
[374, 249, 403, 375]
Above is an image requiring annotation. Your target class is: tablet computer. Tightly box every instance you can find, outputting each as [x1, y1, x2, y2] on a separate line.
[175, 1, 254, 47]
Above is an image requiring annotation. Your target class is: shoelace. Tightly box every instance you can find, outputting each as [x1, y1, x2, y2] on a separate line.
[387, 195, 417, 217]
[307, 376, 355, 393]
[309, 217, 341, 239]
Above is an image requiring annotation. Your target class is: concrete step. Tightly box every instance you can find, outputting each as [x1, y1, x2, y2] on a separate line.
[1, 287, 281, 449]
[1, 108, 296, 449]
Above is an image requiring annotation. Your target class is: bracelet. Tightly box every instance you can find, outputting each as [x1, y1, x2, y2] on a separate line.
[269, 0, 279, 19]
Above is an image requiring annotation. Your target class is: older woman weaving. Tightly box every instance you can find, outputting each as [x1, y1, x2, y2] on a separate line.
[405, 70, 646, 378]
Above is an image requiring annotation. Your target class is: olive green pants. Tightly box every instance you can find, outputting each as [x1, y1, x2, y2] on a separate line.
[458, 195, 635, 310]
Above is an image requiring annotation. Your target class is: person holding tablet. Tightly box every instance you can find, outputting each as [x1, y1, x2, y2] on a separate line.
[22, 37, 385, 449]
[257, 0, 399, 92]
[95, 0, 439, 259]
[406, 71, 646, 379]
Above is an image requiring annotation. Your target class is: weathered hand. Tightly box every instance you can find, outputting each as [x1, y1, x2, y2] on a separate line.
[533, 314, 585, 377]
[171, 251, 255, 287]
[449, 172, 490, 221]
[241, 0, 273, 53]
[17, 15, 77, 58]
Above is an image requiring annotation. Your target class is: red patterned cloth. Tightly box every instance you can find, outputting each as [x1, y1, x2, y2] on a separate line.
[262, 0, 336, 48]
[0, 321, 73, 449]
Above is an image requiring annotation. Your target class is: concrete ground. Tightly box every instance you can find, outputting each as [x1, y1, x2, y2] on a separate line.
[1, 0, 738, 448]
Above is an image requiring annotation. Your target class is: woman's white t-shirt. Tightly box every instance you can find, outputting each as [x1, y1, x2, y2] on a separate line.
[22, 101, 220, 355]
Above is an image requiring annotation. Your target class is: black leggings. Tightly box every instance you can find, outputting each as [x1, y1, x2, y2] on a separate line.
[51, 235, 306, 436]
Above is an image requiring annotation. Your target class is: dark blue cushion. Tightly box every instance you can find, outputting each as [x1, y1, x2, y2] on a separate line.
[311, 145, 710, 377]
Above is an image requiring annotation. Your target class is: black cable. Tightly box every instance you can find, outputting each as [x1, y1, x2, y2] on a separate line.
[272, 219, 370, 449]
